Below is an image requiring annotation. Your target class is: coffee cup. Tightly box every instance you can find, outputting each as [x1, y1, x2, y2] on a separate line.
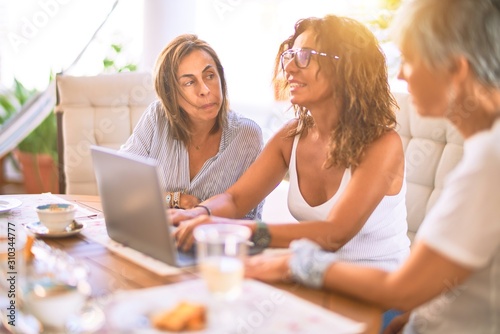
[36, 203, 76, 232]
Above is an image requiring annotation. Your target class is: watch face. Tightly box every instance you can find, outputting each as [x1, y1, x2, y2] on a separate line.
[253, 224, 271, 248]
[256, 235, 271, 248]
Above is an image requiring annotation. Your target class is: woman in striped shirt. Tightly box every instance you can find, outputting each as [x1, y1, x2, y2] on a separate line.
[120, 34, 263, 219]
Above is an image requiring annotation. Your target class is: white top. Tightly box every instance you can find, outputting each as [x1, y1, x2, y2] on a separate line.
[120, 101, 264, 219]
[406, 119, 500, 334]
[288, 135, 410, 271]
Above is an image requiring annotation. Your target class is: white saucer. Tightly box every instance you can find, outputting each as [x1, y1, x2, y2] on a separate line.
[25, 221, 85, 238]
[0, 198, 22, 214]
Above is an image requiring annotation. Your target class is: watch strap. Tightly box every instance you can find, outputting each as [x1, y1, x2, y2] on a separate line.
[251, 220, 271, 248]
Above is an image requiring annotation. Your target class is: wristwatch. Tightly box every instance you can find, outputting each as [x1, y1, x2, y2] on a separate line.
[251, 220, 271, 249]
[165, 193, 172, 208]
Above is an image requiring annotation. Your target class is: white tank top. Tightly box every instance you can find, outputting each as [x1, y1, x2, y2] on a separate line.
[287, 134, 410, 271]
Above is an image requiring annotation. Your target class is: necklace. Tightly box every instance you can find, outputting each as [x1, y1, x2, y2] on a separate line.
[190, 127, 220, 150]
[190, 140, 206, 150]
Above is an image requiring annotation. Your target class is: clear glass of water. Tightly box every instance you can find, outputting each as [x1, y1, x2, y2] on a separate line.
[21, 241, 105, 333]
[193, 224, 251, 302]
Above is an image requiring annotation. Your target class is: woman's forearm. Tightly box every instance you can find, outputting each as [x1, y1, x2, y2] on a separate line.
[322, 243, 472, 311]
[200, 192, 247, 218]
[323, 262, 406, 309]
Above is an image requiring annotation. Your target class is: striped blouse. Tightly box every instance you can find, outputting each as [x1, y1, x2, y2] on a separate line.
[120, 101, 264, 219]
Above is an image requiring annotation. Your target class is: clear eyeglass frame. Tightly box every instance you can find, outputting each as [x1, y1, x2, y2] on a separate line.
[280, 48, 340, 70]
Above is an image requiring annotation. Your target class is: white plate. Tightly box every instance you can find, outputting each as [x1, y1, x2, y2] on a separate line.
[0, 198, 22, 214]
[105, 279, 365, 333]
[25, 221, 85, 238]
[106, 290, 210, 334]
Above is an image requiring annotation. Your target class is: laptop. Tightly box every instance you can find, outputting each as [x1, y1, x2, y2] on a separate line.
[90, 145, 196, 267]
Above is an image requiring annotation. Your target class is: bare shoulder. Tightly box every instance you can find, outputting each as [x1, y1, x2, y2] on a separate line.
[263, 118, 299, 166]
[370, 129, 403, 152]
[380, 128, 402, 142]
[267, 118, 299, 144]
[359, 129, 404, 169]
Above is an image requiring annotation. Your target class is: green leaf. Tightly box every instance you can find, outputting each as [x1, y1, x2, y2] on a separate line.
[0, 95, 16, 122]
[17, 111, 58, 160]
[118, 64, 138, 72]
[0, 79, 36, 125]
[111, 44, 122, 53]
[13, 78, 35, 105]
[1, 76, 58, 160]
[103, 58, 115, 68]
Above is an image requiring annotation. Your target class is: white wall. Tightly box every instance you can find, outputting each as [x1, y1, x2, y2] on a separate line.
[141, 0, 196, 72]
[0, 0, 143, 89]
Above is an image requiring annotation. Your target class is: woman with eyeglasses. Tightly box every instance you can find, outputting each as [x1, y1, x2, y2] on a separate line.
[245, 0, 500, 333]
[171, 16, 410, 271]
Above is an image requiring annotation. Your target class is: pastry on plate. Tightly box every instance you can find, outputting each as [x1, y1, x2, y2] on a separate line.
[151, 301, 206, 332]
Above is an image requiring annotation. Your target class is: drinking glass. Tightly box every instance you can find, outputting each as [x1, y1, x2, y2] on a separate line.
[193, 224, 251, 301]
[21, 241, 105, 333]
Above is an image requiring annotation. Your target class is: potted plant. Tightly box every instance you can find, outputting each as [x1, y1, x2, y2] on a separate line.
[0, 79, 59, 194]
[15, 111, 59, 194]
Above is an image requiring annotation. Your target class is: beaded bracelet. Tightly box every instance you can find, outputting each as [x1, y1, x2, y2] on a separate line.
[288, 239, 337, 289]
[195, 205, 211, 216]
[173, 191, 181, 209]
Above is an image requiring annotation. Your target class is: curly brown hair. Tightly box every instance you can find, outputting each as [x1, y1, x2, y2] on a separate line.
[273, 15, 398, 168]
[154, 34, 229, 144]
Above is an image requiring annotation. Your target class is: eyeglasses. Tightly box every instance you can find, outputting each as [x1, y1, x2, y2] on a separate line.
[280, 48, 340, 70]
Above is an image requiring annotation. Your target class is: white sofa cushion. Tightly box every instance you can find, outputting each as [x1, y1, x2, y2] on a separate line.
[393, 92, 464, 241]
[55, 72, 156, 195]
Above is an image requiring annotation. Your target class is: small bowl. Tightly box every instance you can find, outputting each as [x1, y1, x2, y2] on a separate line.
[36, 203, 76, 232]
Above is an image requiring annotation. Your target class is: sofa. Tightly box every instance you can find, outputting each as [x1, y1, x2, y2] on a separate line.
[393, 92, 464, 241]
[55, 72, 156, 195]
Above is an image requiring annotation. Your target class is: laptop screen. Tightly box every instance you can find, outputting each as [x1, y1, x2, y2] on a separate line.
[90, 145, 195, 267]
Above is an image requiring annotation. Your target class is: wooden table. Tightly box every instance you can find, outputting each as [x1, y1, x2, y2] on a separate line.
[43, 195, 382, 334]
